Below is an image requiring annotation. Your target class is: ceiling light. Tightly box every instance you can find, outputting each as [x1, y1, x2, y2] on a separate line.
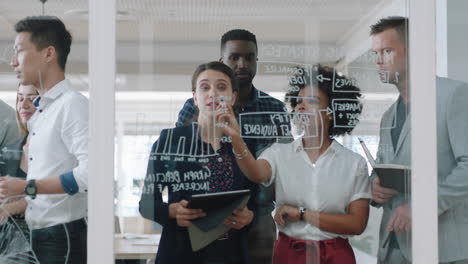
[64, 9, 134, 21]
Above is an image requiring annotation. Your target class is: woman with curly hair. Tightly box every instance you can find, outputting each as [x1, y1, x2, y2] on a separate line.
[219, 65, 371, 264]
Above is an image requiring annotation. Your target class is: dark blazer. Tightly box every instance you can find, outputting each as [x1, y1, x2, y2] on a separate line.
[371, 77, 468, 262]
[139, 124, 257, 264]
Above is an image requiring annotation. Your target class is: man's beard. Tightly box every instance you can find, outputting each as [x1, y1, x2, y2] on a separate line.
[237, 74, 254, 87]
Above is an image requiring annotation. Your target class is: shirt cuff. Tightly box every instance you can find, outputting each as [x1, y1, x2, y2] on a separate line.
[258, 157, 275, 187]
[350, 192, 372, 203]
[60, 171, 79, 195]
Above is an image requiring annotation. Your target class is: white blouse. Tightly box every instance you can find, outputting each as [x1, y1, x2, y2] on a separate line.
[259, 138, 371, 240]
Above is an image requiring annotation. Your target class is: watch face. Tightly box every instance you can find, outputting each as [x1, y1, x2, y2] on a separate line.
[25, 180, 37, 197]
[26, 186, 35, 194]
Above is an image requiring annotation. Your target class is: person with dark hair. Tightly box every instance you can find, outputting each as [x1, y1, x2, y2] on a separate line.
[0, 16, 88, 263]
[13, 16, 72, 71]
[370, 16, 408, 46]
[370, 16, 468, 264]
[176, 28, 291, 264]
[178, 29, 261, 125]
[140, 61, 256, 264]
[285, 65, 362, 136]
[218, 65, 371, 264]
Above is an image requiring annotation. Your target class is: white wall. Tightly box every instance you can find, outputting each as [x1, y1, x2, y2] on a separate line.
[448, 0, 468, 82]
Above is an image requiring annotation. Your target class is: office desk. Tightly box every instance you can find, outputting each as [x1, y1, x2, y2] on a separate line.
[115, 233, 160, 260]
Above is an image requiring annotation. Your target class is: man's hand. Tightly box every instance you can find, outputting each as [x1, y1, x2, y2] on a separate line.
[372, 177, 398, 204]
[169, 200, 206, 227]
[223, 207, 254, 230]
[0, 176, 26, 200]
[274, 204, 300, 226]
[386, 203, 411, 234]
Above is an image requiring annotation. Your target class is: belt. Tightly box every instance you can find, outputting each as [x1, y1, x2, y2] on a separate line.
[279, 232, 348, 263]
[32, 218, 87, 234]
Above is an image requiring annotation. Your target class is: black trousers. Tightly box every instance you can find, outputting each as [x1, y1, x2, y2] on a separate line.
[31, 218, 87, 264]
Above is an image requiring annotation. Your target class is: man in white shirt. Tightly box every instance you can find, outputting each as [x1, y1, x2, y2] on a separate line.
[0, 16, 88, 263]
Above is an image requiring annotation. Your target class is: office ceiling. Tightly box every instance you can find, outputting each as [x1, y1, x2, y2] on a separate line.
[1, 0, 382, 41]
[0, 0, 393, 92]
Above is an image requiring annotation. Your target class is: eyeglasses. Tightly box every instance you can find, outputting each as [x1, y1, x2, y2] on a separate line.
[17, 95, 38, 103]
[296, 98, 319, 105]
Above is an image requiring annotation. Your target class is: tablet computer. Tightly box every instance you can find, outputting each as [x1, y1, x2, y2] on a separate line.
[187, 189, 251, 211]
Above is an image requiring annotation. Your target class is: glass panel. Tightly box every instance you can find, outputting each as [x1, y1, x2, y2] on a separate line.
[437, 1, 468, 263]
[114, 1, 410, 263]
[0, 1, 89, 263]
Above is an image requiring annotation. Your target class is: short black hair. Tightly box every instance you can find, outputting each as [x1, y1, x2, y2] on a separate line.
[15, 16, 72, 71]
[370, 16, 408, 44]
[285, 65, 362, 137]
[220, 29, 257, 52]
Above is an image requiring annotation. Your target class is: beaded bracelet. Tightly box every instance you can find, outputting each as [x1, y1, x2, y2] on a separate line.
[232, 146, 248, 160]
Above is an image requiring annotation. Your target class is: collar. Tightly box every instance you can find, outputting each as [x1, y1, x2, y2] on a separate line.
[242, 85, 259, 108]
[293, 136, 339, 155]
[395, 96, 411, 114]
[34, 79, 70, 108]
[292, 137, 304, 152]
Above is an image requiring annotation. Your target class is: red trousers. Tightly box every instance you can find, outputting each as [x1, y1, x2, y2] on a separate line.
[272, 232, 356, 264]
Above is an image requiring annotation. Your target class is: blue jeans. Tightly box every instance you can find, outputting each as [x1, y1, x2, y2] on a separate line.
[31, 218, 87, 264]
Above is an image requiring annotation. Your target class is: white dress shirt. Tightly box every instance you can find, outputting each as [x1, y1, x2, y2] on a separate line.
[26, 79, 88, 229]
[259, 138, 371, 240]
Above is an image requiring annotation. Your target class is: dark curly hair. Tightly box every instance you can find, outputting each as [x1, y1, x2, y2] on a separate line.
[285, 65, 362, 137]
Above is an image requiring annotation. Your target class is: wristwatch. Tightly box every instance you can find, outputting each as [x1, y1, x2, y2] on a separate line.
[299, 207, 306, 221]
[24, 179, 37, 199]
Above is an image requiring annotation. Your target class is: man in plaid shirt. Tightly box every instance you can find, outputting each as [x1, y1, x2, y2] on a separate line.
[176, 29, 291, 264]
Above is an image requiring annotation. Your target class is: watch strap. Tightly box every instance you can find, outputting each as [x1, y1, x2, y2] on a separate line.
[299, 207, 306, 221]
[24, 179, 37, 199]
